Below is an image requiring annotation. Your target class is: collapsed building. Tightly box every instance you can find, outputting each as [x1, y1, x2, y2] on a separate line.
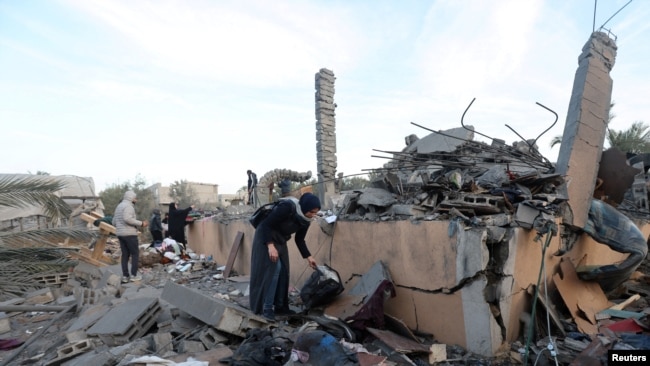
[0, 174, 104, 234]
[1, 30, 647, 365]
[187, 30, 650, 357]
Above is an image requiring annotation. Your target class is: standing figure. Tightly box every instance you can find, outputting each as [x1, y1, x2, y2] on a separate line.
[149, 209, 163, 243]
[249, 192, 320, 321]
[162, 213, 169, 238]
[112, 190, 147, 283]
[247, 170, 258, 206]
[168, 202, 195, 247]
[279, 178, 292, 197]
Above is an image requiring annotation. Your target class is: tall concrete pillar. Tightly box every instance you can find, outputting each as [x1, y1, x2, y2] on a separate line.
[315, 68, 337, 209]
[555, 31, 617, 228]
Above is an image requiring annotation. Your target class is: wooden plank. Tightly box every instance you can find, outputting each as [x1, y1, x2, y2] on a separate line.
[609, 294, 640, 311]
[80, 213, 116, 234]
[88, 211, 103, 219]
[223, 232, 244, 279]
[98, 221, 116, 235]
[366, 327, 431, 354]
[92, 234, 109, 260]
[68, 251, 108, 267]
[553, 258, 611, 334]
[529, 285, 566, 337]
[80, 247, 113, 265]
[79, 213, 96, 224]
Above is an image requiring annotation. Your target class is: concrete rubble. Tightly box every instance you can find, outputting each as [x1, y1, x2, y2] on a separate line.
[0, 256, 473, 365]
[0, 247, 648, 365]
[3, 30, 650, 366]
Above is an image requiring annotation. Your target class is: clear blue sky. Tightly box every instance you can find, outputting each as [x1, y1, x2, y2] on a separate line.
[1, 0, 648, 194]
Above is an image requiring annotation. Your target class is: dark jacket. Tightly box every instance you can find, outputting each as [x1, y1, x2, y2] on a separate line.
[257, 197, 312, 258]
[168, 202, 193, 243]
[149, 209, 163, 233]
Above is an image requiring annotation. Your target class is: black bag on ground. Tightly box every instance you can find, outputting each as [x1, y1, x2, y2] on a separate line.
[300, 264, 344, 309]
[249, 202, 278, 228]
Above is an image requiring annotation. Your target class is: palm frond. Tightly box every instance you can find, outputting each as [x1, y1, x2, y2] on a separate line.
[0, 174, 72, 221]
[0, 248, 79, 301]
[0, 227, 97, 249]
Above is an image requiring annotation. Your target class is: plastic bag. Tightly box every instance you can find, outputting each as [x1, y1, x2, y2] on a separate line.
[299, 264, 344, 309]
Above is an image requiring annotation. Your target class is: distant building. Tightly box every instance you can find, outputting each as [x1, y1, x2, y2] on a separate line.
[0, 174, 103, 233]
[147, 182, 219, 210]
[218, 189, 248, 208]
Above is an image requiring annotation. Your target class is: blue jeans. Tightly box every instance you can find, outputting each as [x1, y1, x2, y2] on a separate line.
[263, 260, 282, 314]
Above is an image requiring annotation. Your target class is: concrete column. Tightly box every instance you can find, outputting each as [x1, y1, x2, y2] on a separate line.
[555, 31, 617, 228]
[315, 68, 337, 209]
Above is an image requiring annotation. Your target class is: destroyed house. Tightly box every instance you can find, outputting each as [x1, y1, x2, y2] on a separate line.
[186, 30, 650, 357]
[0, 174, 104, 234]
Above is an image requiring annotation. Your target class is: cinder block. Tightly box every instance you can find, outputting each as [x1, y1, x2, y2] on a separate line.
[178, 340, 205, 353]
[46, 339, 95, 365]
[86, 297, 161, 346]
[73, 287, 103, 307]
[199, 327, 228, 349]
[153, 332, 174, 354]
[56, 339, 94, 358]
[36, 272, 71, 285]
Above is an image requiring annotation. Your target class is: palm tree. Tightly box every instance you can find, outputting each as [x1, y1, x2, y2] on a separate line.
[0, 174, 96, 300]
[607, 121, 650, 154]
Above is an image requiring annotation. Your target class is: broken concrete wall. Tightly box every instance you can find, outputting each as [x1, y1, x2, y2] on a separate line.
[555, 31, 617, 228]
[189, 218, 648, 356]
[315, 68, 337, 209]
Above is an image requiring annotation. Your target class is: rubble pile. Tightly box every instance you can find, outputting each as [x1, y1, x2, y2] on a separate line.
[0, 256, 518, 366]
[335, 126, 562, 223]
[1, 233, 648, 366]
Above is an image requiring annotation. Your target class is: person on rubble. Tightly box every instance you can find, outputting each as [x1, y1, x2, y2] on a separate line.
[247, 169, 258, 205]
[168, 202, 195, 248]
[112, 190, 148, 283]
[249, 192, 320, 321]
[161, 212, 169, 238]
[149, 208, 163, 244]
[278, 178, 292, 197]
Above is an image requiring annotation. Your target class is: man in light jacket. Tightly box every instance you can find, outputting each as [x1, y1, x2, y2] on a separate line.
[112, 190, 148, 283]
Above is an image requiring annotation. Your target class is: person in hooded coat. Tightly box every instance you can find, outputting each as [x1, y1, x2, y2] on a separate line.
[149, 209, 163, 243]
[112, 191, 148, 283]
[249, 192, 320, 321]
[168, 202, 195, 246]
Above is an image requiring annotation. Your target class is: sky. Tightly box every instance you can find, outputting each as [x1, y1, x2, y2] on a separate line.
[1, 0, 649, 196]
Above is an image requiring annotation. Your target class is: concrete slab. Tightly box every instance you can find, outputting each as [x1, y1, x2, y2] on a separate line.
[86, 297, 161, 346]
[555, 32, 617, 228]
[407, 126, 474, 154]
[121, 284, 163, 301]
[65, 303, 111, 342]
[25, 288, 54, 304]
[73, 262, 102, 282]
[160, 281, 268, 337]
